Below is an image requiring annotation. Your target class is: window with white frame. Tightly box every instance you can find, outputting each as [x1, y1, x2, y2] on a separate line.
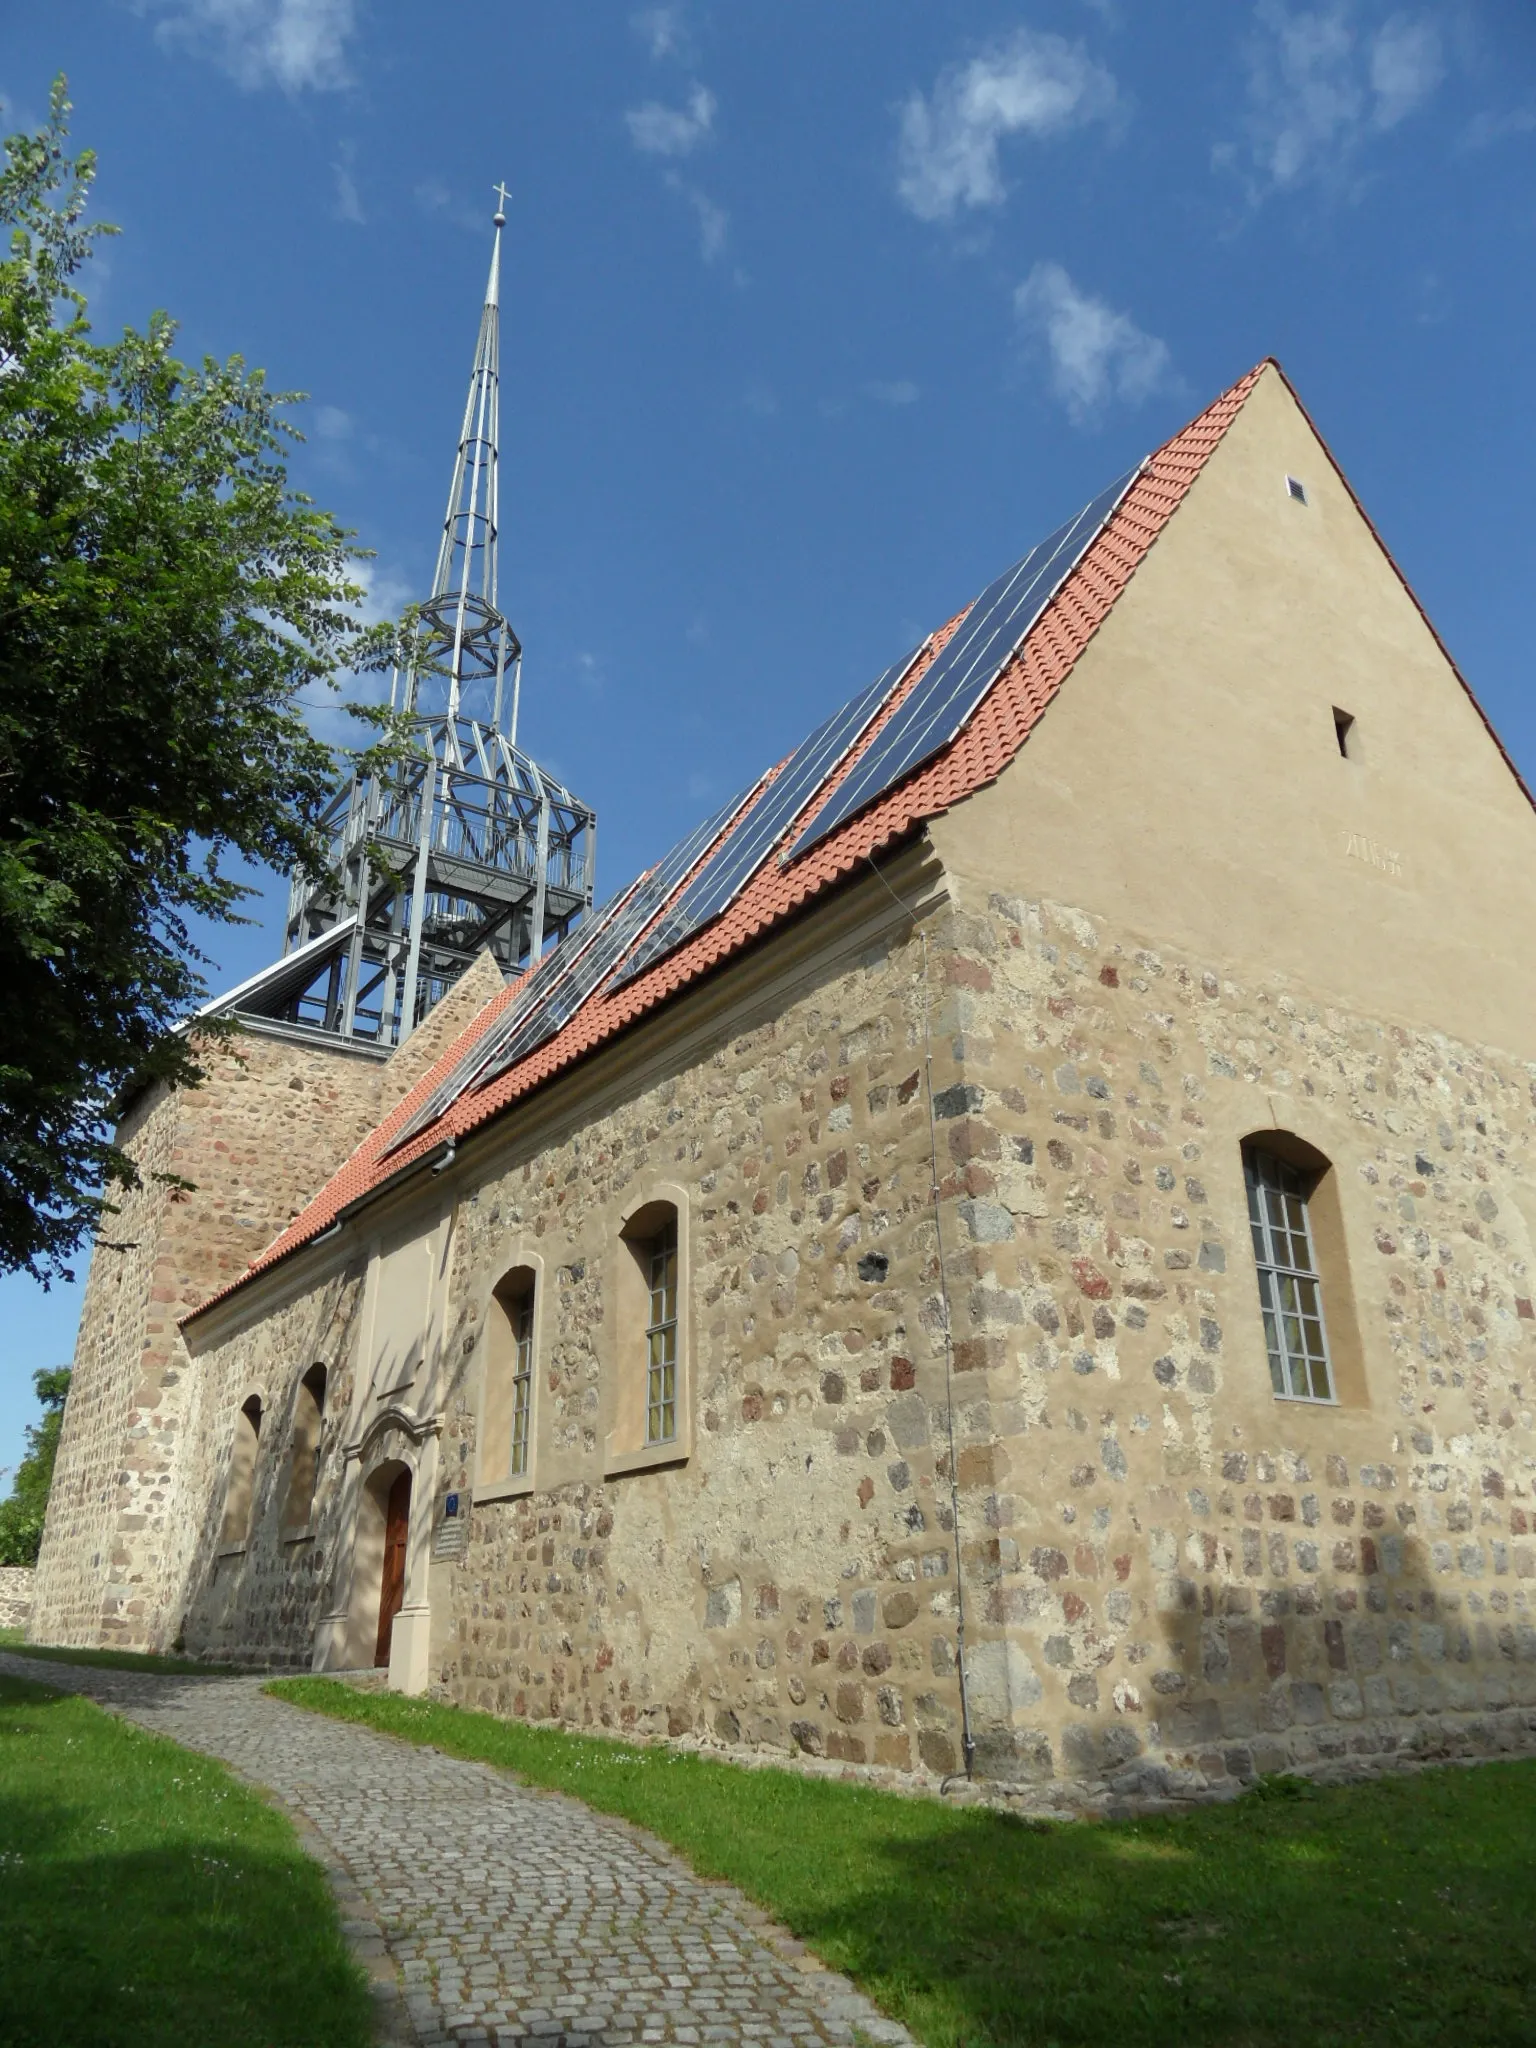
[645, 1218, 679, 1446]
[1245, 1145, 1334, 1401]
[509, 1288, 534, 1477]
[482, 1266, 537, 1490]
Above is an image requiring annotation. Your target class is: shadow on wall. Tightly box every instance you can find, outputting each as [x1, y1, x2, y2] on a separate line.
[175, 1270, 368, 1666]
[1057, 1532, 1536, 1800]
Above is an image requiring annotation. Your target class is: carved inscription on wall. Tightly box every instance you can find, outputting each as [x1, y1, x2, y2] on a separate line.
[1340, 829, 1405, 880]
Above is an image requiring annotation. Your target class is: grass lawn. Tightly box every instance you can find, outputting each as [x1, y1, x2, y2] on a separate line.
[271, 1675, 1536, 2048]
[0, 1632, 241, 1676]
[0, 1672, 372, 2048]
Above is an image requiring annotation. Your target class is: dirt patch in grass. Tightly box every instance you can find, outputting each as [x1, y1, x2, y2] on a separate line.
[270, 1675, 1536, 2048]
[0, 1672, 371, 2047]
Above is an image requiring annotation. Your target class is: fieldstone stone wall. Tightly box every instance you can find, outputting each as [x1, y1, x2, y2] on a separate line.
[433, 886, 1536, 1803]
[174, 874, 1536, 1806]
[0, 1567, 33, 1629]
[31, 951, 509, 1653]
[435, 908, 952, 1772]
[177, 1265, 369, 1666]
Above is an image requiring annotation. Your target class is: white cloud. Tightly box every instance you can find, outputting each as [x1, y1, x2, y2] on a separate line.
[864, 379, 920, 406]
[626, 83, 715, 157]
[633, 5, 684, 60]
[664, 173, 728, 262]
[1462, 103, 1536, 150]
[313, 404, 352, 441]
[896, 28, 1118, 221]
[1014, 262, 1172, 422]
[625, 81, 727, 263]
[1239, 3, 1443, 193]
[139, 0, 356, 92]
[1370, 15, 1442, 127]
[332, 140, 363, 224]
[0, 85, 44, 137]
[413, 178, 484, 235]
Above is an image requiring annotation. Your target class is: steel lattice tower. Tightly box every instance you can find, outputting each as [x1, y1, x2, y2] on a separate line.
[206, 194, 596, 1051]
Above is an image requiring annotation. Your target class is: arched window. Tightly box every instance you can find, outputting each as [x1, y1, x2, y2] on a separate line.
[221, 1394, 263, 1545]
[483, 1268, 537, 1487]
[606, 1191, 691, 1478]
[622, 1200, 681, 1447]
[1242, 1133, 1364, 1405]
[643, 1217, 679, 1446]
[283, 1364, 328, 1532]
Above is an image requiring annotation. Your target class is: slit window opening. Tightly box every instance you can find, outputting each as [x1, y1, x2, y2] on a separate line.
[1334, 708, 1355, 759]
[1246, 1148, 1334, 1402]
[645, 1220, 679, 1446]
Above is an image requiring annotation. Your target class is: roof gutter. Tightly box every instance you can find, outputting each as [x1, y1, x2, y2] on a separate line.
[328, 1135, 458, 1231]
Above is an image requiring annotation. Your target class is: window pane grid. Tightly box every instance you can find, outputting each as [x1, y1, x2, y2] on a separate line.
[646, 1228, 679, 1445]
[1246, 1150, 1334, 1402]
[510, 1292, 533, 1477]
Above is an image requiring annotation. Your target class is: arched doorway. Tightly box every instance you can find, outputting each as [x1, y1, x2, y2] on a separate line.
[374, 1467, 411, 1668]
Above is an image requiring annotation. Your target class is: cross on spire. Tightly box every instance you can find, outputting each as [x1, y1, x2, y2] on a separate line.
[493, 180, 511, 219]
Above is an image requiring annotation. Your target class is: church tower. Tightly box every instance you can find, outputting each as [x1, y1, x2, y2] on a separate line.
[30, 199, 592, 1651]
[201, 196, 596, 1053]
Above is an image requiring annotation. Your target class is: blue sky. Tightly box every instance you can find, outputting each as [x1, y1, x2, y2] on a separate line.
[2, 0, 1534, 1476]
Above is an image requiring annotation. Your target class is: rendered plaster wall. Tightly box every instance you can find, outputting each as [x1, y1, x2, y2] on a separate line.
[962, 361, 1536, 1065]
[31, 950, 507, 1651]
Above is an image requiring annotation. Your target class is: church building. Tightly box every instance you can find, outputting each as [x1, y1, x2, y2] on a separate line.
[31, 217, 1536, 1808]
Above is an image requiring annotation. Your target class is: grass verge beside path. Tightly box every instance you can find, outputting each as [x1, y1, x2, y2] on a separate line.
[271, 1675, 1536, 2048]
[0, 1672, 372, 2048]
[0, 1633, 242, 1674]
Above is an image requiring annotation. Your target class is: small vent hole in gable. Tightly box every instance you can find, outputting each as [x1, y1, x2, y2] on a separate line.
[1333, 708, 1355, 759]
[1286, 475, 1308, 504]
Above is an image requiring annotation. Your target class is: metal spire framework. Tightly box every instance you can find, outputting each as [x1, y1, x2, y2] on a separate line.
[207, 192, 597, 1053]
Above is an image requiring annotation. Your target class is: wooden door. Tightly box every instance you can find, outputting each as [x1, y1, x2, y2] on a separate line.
[374, 1469, 411, 1668]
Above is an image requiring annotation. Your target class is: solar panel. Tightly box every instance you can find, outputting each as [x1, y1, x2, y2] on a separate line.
[610, 644, 922, 990]
[462, 776, 761, 1095]
[381, 884, 641, 1154]
[383, 782, 756, 1151]
[787, 467, 1139, 860]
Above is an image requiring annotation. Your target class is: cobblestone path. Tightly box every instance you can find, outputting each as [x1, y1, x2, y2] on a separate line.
[0, 1654, 912, 2048]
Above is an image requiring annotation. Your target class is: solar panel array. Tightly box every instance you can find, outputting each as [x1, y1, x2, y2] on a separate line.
[384, 781, 756, 1151]
[787, 468, 1139, 860]
[610, 645, 922, 990]
[380, 458, 1139, 1155]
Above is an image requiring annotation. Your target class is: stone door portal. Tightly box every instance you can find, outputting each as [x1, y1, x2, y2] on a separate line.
[375, 1468, 411, 1667]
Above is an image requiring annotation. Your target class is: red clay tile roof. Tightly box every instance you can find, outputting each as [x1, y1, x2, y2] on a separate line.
[186, 359, 1273, 1321]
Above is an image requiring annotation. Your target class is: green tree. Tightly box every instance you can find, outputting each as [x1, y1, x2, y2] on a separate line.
[0, 1366, 71, 1566]
[0, 81, 401, 1282]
